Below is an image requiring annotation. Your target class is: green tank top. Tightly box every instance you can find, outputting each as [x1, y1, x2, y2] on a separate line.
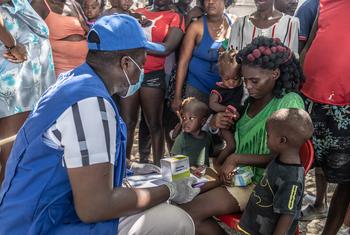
[234, 92, 305, 183]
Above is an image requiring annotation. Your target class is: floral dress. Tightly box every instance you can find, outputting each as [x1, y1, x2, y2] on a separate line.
[0, 0, 55, 118]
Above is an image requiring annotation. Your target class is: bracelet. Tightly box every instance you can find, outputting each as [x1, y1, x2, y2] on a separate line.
[5, 42, 16, 50]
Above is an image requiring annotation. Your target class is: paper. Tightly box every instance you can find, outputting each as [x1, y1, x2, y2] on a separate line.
[125, 173, 211, 188]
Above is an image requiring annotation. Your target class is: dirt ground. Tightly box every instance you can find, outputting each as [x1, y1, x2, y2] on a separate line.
[130, 127, 349, 235]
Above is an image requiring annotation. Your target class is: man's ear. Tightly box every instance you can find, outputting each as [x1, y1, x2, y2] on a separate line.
[120, 56, 131, 71]
[272, 68, 281, 81]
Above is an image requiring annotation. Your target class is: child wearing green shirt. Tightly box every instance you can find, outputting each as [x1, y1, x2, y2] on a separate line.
[170, 97, 213, 167]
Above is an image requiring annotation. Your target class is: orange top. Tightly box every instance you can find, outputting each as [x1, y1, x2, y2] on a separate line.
[44, 0, 88, 77]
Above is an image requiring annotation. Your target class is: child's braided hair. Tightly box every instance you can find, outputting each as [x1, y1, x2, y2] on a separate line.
[236, 36, 304, 98]
[218, 47, 238, 65]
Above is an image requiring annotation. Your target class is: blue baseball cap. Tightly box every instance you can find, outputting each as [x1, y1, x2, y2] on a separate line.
[88, 14, 165, 52]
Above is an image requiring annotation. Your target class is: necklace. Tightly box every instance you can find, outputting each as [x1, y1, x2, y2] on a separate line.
[208, 17, 227, 38]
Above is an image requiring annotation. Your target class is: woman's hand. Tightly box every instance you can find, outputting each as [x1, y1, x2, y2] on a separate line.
[220, 154, 237, 186]
[3, 43, 27, 63]
[171, 96, 182, 113]
[209, 112, 234, 130]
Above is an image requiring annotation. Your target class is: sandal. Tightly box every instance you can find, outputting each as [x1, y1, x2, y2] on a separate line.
[300, 204, 328, 221]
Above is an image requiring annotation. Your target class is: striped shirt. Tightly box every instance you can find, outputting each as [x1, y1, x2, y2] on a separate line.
[43, 97, 117, 168]
[228, 14, 299, 57]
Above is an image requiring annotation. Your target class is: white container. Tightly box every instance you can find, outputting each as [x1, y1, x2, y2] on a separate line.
[161, 155, 190, 182]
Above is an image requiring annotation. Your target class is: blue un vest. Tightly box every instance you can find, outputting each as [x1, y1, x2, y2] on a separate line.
[0, 63, 126, 235]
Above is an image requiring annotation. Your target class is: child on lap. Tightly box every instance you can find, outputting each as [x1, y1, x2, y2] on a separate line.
[238, 108, 313, 235]
[170, 97, 213, 167]
[209, 48, 247, 166]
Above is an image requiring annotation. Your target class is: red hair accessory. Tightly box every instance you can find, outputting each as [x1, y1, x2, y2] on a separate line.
[247, 54, 255, 62]
[277, 46, 286, 52]
[273, 38, 281, 44]
[282, 49, 293, 64]
[252, 49, 261, 58]
[258, 46, 266, 53]
[262, 48, 272, 56]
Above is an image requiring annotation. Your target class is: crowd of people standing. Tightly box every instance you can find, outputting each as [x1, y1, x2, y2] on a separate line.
[0, 0, 349, 234]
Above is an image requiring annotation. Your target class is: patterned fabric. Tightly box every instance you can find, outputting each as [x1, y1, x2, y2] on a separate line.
[228, 14, 299, 56]
[305, 98, 350, 183]
[0, 0, 55, 118]
[238, 158, 304, 235]
[43, 97, 117, 168]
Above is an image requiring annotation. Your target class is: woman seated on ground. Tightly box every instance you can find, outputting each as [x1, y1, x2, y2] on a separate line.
[179, 36, 305, 235]
[31, 0, 89, 77]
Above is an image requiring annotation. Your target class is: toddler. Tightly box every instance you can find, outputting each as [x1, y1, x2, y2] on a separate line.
[209, 48, 246, 166]
[103, 0, 150, 27]
[238, 108, 314, 235]
[83, 0, 104, 28]
[170, 97, 213, 167]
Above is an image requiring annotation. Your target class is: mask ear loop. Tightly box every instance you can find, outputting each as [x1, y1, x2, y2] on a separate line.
[127, 56, 142, 71]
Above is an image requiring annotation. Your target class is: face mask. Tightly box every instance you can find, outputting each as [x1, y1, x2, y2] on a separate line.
[121, 56, 144, 98]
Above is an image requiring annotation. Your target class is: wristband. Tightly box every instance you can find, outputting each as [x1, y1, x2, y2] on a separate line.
[164, 182, 175, 200]
[209, 126, 220, 134]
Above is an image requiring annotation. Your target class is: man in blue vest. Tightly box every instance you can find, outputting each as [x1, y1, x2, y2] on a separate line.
[0, 14, 199, 234]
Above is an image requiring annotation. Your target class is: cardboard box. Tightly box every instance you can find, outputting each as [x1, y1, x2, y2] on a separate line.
[161, 155, 190, 182]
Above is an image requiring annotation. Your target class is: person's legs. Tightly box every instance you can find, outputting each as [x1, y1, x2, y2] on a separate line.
[314, 167, 328, 208]
[138, 111, 151, 163]
[301, 167, 328, 221]
[118, 203, 195, 235]
[140, 86, 165, 166]
[321, 182, 350, 235]
[163, 100, 178, 152]
[301, 99, 329, 220]
[307, 101, 350, 234]
[0, 111, 30, 183]
[180, 186, 240, 235]
[114, 93, 140, 160]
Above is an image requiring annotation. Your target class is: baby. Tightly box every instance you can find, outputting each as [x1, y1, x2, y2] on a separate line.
[170, 97, 213, 168]
[209, 48, 246, 166]
[83, 0, 104, 28]
[238, 108, 314, 235]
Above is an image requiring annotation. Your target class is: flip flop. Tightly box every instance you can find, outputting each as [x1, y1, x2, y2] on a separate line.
[300, 204, 328, 221]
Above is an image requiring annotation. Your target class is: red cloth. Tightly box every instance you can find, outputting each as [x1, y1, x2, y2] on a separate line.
[301, 0, 350, 105]
[136, 8, 184, 74]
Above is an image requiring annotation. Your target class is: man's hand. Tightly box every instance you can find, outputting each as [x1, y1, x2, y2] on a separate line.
[165, 178, 200, 204]
[130, 162, 161, 175]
